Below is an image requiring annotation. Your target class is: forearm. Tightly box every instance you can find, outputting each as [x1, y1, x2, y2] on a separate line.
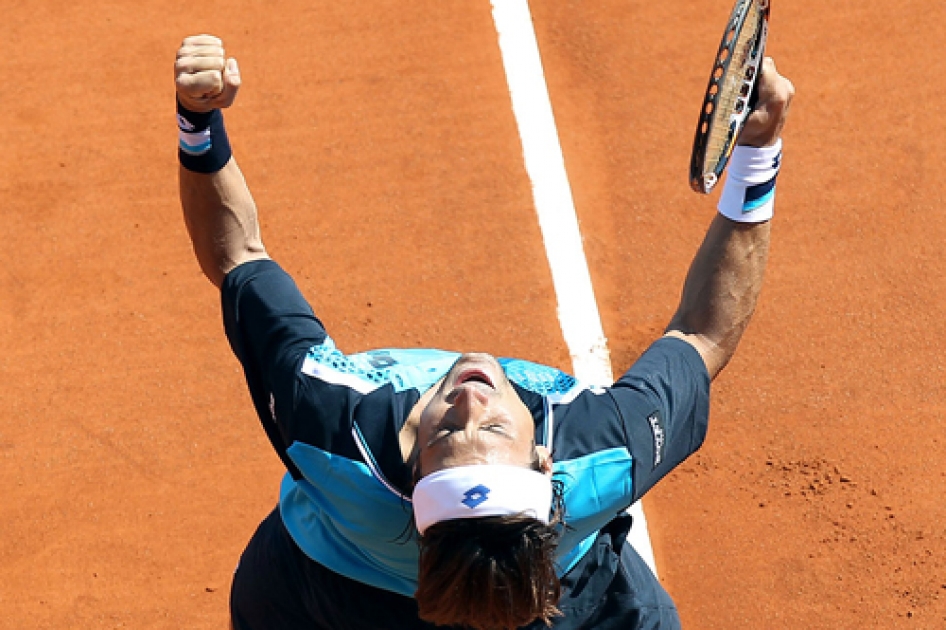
[179, 158, 268, 288]
[665, 214, 770, 378]
[663, 56, 793, 379]
[174, 36, 265, 288]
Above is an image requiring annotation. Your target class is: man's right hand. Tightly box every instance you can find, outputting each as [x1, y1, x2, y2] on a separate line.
[175, 35, 241, 113]
[738, 57, 794, 148]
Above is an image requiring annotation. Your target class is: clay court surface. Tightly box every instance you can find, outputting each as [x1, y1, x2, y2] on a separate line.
[3, 0, 946, 628]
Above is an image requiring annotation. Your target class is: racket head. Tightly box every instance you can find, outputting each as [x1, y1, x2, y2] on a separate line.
[689, 0, 770, 194]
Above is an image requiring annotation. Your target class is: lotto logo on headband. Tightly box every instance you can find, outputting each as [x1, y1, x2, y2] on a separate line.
[462, 485, 491, 509]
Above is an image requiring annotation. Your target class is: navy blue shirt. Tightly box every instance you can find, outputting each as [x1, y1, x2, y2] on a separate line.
[222, 259, 710, 597]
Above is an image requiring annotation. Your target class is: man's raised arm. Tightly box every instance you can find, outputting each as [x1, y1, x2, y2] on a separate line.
[175, 35, 268, 288]
[665, 58, 795, 379]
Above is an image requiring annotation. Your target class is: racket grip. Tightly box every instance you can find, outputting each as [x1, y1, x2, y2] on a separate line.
[747, 79, 761, 112]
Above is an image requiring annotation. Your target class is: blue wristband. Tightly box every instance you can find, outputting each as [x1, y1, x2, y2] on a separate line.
[177, 99, 232, 174]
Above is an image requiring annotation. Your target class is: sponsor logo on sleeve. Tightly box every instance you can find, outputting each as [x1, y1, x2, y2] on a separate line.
[647, 411, 666, 470]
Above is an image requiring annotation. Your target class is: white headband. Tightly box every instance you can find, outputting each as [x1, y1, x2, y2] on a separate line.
[412, 464, 553, 535]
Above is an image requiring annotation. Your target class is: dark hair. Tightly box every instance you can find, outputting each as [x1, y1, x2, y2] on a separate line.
[414, 457, 566, 630]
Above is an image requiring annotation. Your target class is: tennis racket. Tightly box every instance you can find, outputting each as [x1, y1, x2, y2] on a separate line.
[689, 0, 770, 194]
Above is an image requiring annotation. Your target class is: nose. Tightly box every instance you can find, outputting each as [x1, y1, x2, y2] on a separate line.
[450, 385, 491, 426]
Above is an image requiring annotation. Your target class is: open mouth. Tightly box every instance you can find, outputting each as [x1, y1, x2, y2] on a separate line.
[456, 369, 495, 389]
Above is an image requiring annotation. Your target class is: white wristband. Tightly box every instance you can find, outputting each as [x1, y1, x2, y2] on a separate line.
[717, 139, 783, 223]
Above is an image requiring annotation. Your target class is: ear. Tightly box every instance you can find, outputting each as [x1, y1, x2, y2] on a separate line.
[535, 445, 553, 475]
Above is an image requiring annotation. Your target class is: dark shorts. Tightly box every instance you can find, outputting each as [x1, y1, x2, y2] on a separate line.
[230, 509, 680, 630]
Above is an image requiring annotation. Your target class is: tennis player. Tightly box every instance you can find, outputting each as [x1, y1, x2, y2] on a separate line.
[174, 35, 793, 630]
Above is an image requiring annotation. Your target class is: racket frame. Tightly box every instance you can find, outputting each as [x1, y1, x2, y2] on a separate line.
[689, 0, 770, 194]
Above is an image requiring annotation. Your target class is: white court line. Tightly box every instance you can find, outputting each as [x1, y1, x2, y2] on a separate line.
[489, 0, 658, 575]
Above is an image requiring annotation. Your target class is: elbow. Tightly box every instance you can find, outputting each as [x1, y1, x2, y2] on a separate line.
[196, 256, 227, 289]
[663, 330, 734, 381]
[664, 318, 749, 381]
[192, 245, 270, 289]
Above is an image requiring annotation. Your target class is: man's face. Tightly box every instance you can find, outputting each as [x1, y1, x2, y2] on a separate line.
[415, 353, 538, 478]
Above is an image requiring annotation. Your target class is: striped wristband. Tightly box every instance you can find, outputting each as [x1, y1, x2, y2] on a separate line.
[177, 99, 232, 174]
[717, 139, 783, 223]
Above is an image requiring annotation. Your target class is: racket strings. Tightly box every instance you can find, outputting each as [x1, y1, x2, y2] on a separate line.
[705, 2, 765, 166]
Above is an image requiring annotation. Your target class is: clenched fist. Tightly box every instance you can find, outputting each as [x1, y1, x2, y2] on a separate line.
[738, 58, 794, 148]
[175, 35, 241, 113]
